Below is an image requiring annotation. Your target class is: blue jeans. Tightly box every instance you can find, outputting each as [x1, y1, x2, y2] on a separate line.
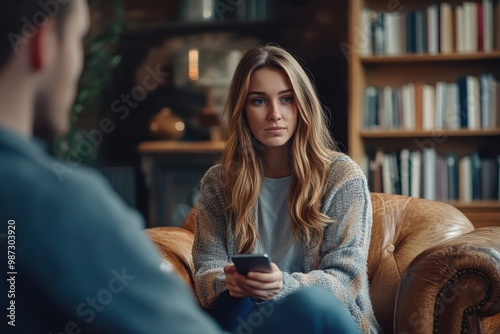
[209, 286, 360, 334]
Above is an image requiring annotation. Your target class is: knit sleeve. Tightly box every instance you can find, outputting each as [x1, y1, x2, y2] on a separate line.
[192, 166, 232, 309]
[273, 156, 380, 333]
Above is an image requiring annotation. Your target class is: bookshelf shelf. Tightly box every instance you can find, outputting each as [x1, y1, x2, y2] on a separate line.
[360, 51, 500, 63]
[348, 0, 500, 228]
[450, 200, 500, 209]
[360, 129, 500, 138]
[449, 201, 500, 228]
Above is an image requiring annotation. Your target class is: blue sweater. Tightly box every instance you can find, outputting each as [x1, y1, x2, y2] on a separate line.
[0, 128, 221, 333]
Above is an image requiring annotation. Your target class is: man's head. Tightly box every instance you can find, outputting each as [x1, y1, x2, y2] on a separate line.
[0, 0, 90, 140]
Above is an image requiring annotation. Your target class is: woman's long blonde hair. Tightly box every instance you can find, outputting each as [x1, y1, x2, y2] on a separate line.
[221, 45, 338, 253]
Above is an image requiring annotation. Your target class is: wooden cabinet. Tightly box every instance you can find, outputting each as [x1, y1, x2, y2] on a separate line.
[138, 141, 224, 227]
[347, 0, 500, 227]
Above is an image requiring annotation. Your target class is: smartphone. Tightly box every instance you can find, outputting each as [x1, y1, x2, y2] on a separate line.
[231, 254, 273, 275]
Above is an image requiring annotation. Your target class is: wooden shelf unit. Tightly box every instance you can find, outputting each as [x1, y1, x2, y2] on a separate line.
[138, 141, 225, 227]
[360, 51, 500, 63]
[348, 0, 500, 227]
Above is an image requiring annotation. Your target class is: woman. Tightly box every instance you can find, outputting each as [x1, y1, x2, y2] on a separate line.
[193, 45, 381, 334]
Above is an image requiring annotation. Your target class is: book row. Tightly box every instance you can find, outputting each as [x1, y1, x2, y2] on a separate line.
[364, 74, 500, 131]
[360, 0, 500, 56]
[365, 149, 500, 202]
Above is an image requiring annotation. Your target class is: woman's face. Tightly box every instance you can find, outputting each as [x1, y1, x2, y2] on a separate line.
[245, 67, 298, 149]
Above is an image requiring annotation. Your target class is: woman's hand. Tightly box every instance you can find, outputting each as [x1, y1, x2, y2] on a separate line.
[224, 263, 283, 300]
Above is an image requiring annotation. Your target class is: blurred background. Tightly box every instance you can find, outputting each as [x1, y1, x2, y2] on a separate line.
[60, 0, 349, 226]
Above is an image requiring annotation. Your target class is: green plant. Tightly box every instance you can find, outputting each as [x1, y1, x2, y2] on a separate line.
[54, 0, 123, 166]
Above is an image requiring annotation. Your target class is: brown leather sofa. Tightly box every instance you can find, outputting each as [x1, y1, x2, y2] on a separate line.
[145, 193, 500, 333]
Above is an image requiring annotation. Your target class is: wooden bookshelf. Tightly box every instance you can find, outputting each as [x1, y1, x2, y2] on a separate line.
[138, 140, 225, 154]
[360, 51, 500, 63]
[348, 0, 500, 227]
[360, 129, 500, 138]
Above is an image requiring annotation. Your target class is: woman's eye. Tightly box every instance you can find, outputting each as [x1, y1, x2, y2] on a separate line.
[282, 96, 293, 103]
[252, 98, 265, 105]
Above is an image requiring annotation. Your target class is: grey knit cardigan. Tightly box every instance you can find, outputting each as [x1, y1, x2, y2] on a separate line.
[193, 152, 382, 333]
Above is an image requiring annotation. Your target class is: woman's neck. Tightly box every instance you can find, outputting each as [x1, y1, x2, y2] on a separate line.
[261, 146, 291, 178]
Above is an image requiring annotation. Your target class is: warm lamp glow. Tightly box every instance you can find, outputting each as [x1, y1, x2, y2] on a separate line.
[175, 121, 186, 131]
[189, 49, 199, 81]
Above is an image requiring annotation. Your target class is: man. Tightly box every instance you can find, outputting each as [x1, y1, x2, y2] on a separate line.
[0, 1, 360, 333]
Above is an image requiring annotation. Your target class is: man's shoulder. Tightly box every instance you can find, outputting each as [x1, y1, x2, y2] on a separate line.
[1, 151, 110, 198]
[1, 150, 137, 228]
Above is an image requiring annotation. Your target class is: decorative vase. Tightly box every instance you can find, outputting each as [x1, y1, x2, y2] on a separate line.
[149, 107, 186, 140]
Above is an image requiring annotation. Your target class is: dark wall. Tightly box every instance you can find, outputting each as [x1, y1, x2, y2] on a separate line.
[99, 0, 349, 164]
[94, 0, 349, 219]
[275, 0, 349, 152]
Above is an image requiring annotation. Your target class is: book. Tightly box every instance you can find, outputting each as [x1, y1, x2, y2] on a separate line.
[494, 80, 500, 128]
[367, 151, 376, 191]
[435, 81, 446, 130]
[398, 88, 404, 129]
[458, 76, 469, 128]
[423, 148, 437, 200]
[371, 11, 385, 55]
[364, 86, 378, 128]
[377, 87, 385, 128]
[437, 155, 446, 201]
[360, 8, 373, 56]
[493, 81, 500, 128]
[477, 2, 484, 52]
[374, 150, 384, 193]
[446, 153, 459, 200]
[464, 2, 478, 52]
[415, 9, 426, 54]
[495, 1, 500, 50]
[402, 83, 415, 130]
[483, 0, 494, 52]
[427, 4, 439, 54]
[422, 84, 435, 130]
[466, 76, 481, 130]
[459, 155, 473, 202]
[444, 83, 460, 130]
[411, 151, 422, 198]
[391, 89, 399, 129]
[471, 152, 482, 200]
[382, 86, 393, 129]
[392, 152, 401, 195]
[414, 83, 423, 130]
[406, 11, 416, 53]
[383, 153, 395, 194]
[385, 12, 405, 55]
[480, 74, 494, 129]
[456, 5, 465, 53]
[400, 149, 411, 196]
[440, 3, 453, 53]
[481, 157, 497, 200]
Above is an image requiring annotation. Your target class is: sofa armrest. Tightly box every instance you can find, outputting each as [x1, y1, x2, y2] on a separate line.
[144, 227, 195, 288]
[394, 227, 500, 334]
